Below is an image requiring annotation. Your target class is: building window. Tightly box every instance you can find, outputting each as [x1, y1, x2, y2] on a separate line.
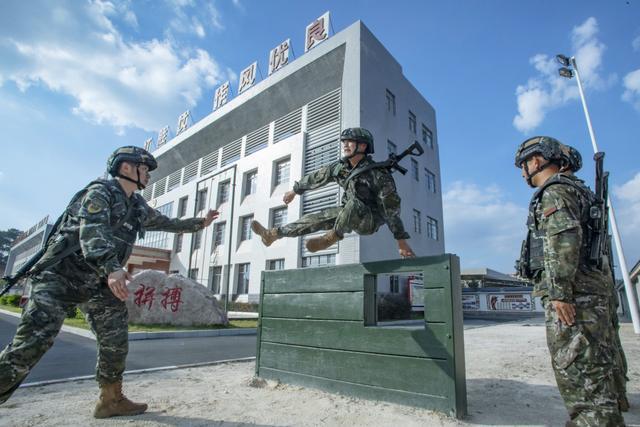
[178, 196, 188, 217]
[409, 111, 417, 134]
[385, 89, 396, 115]
[302, 254, 336, 268]
[174, 233, 183, 253]
[137, 202, 173, 249]
[387, 140, 397, 155]
[267, 259, 285, 270]
[189, 268, 199, 281]
[389, 275, 400, 293]
[217, 180, 230, 206]
[271, 207, 288, 229]
[427, 217, 438, 240]
[274, 158, 290, 186]
[209, 266, 222, 293]
[212, 222, 225, 250]
[237, 263, 250, 294]
[425, 169, 436, 193]
[240, 215, 253, 241]
[192, 229, 203, 250]
[411, 158, 419, 181]
[422, 124, 434, 149]
[413, 209, 422, 234]
[244, 170, 257, 197]
[196, 188, 208, 212]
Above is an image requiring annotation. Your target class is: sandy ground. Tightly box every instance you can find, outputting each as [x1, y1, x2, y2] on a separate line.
[0, 319, 638, 427]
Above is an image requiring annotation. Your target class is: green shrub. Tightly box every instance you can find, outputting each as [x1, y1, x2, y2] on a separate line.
[2, 295, 21, 307]
[227, 301, 259, 312]
[377, 293, 411, 321]
[64, 307, 84, 319]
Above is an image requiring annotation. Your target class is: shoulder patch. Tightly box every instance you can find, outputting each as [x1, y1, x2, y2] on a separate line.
[86, 200, 106, 214]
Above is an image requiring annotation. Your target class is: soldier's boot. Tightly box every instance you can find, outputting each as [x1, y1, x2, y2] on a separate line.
[305, 230, 343, 253]
[93, 381, 148, 419]
[619, 395, 630, 412]
[251, 221, 280, 247]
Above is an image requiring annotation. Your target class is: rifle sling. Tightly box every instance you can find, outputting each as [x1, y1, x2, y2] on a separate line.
[343, 161, 390, 188]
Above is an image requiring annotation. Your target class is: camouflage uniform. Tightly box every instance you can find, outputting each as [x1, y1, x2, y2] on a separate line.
[524, 173, 624, 426]
[0, 178, 204, 404]
[278, 156, 410, 240]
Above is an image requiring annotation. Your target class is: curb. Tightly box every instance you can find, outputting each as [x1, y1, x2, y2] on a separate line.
[21, 356, 256, 389]
[128, 328, 256, 340]
[0, 308, 256, 341]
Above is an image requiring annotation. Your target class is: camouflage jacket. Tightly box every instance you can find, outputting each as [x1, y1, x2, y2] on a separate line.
[34, 179, 204, 280]
[292, 156, 410, 240]
[528, 173, 610, 301]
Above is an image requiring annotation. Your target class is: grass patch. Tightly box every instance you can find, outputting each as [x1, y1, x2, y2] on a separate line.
[0, 304, 257, 331]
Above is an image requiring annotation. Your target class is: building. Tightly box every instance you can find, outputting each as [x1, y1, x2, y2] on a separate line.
[461, 268, 529, 288]
[139, 19, 444, 302]
[4, 216, 53, 278]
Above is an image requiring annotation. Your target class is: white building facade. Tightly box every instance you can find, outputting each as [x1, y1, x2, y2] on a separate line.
[140, 20, 445, 302]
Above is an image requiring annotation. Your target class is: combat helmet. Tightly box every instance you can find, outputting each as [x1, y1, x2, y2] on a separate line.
[107, 146, 157, 189]
[340, 127, 375, 156]
[559, 143, 582, 173]
[515, 136, 565, 187]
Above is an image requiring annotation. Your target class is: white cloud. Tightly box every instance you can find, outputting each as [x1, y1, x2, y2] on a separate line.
[632, 35, 640, 51]
[513, 17, 614, 133]
[613, 173, 640, 265]
[167, 0, 224, 39]
[0, 171, 4, 182]
[443, 181, 528, 272]
[0, 0, 228, 132]
[622, 69, 640, 112]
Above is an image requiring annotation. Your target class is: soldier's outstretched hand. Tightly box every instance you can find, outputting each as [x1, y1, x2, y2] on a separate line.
[108, 269, 134, 301]
[397, 239, 415, 258]
[203, 209, 220, 227]
[283, 190, 296, 205]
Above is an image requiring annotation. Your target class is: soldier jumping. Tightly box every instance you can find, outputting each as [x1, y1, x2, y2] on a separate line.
[251, 127, 415, 258]
[0, 146, 219, 418]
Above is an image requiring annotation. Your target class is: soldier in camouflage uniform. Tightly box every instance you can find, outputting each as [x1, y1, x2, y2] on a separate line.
[251, 127, 415, 257]
[515, 136, 625, 426]
[559, 143, 629, 412]
[0, 146, 218, 418]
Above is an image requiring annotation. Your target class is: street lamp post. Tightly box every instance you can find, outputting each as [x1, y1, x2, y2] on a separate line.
[556, 54, 640, 334]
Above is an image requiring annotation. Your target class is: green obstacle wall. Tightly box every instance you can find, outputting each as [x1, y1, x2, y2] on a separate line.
[255, 254, 467, 418]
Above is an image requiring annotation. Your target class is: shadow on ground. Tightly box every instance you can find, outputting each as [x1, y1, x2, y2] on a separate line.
[466, 379, 640, 426]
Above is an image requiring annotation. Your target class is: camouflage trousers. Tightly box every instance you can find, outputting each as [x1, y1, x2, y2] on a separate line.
[609, 296, 629, 403]
[278, 197, 379, 238]
[544, 296, 625, 426]
[0, 268, 128, 404]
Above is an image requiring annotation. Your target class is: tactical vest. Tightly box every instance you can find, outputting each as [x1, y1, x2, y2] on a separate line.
[516, 174, 596, 280]
[29, 179, 146, 276]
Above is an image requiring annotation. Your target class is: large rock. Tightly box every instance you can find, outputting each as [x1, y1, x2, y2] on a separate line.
[126, 270, 228, 326]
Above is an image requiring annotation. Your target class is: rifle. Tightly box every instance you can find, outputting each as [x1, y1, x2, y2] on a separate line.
[384, 141, 425, 175]
[0, 247, 46, 297]
[589, 152, 609, 270]
[343, 141, 425, 187]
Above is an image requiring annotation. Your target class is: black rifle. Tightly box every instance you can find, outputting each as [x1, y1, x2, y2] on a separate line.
[0, 247, 46, 297]
[343, 141, 425, 187]
[589, 152, 609, 270]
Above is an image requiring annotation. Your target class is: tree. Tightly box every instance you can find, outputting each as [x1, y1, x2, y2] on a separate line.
[0, 228, 23, 276]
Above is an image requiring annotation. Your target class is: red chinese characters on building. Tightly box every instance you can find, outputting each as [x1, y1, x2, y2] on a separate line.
[161, 287, 183, 313]
[305, 13, 329, 52]
[133, 284, 155, 310]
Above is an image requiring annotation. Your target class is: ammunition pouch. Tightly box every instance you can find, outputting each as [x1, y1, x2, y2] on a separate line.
[517, 230, 545, 279]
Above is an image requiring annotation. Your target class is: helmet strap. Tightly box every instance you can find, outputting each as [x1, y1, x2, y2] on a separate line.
[117, 163, 146, 190]
[523, 160, 552, 188]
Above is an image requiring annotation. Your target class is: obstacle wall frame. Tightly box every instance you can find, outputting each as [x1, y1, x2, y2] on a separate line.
[255, 254, 467, 418]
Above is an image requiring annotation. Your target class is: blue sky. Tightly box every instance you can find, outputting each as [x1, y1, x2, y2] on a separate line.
[1, 0, 639, 273]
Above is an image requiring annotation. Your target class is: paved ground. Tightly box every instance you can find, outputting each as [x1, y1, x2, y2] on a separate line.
[0, 319, 637, 427]
[0, 312, 257, 383]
